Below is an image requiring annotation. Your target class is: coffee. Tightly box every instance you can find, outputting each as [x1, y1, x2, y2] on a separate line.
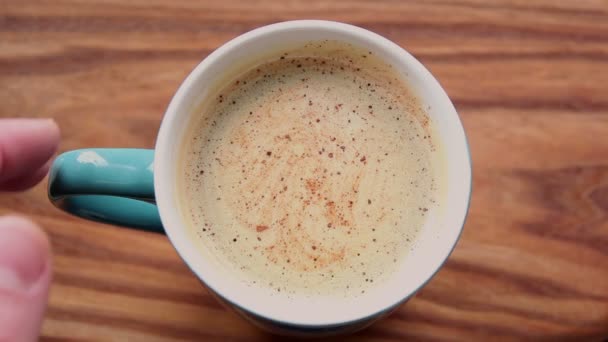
[179, 41, 445, 297]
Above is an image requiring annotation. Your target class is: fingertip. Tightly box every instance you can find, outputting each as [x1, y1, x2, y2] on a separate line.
[45, 118, 61, 144]
[0, 215, 50, 248]
[0, 216, 50, 290]
[0, 162, 51, 192]
[0, 118, 61, 186]
[0, 215, 51, 342]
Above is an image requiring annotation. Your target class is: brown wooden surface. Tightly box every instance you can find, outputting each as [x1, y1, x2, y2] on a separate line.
[1, 0, 608, 340]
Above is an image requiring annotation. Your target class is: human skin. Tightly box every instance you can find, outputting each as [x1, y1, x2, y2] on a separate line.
[0, 119, 60, 342]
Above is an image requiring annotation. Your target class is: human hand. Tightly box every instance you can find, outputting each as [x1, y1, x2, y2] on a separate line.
[0, 119, 60, 342]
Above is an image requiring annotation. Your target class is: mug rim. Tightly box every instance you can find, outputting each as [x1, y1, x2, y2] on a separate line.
[154, 19, 472, 327]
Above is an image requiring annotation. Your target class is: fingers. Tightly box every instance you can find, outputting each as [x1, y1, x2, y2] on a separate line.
[0, 119, 60, 339]
[0, 160, 51, 193]
[0, 216, 52, 342]
[0, 119, 60, 191]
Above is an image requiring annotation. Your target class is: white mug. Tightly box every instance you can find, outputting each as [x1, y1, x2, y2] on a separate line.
[49, 20, 472, 336]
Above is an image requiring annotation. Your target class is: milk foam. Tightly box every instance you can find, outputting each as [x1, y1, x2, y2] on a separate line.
[180, 41, 444, 297]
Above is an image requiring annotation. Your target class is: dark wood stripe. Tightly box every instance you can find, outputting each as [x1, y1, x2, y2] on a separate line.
[522, 220, 608, 258]
[40, 337, 79, 342]
[416, 50, 608, 63]
[0, 15, 257, 34]
[445, 259, 608, 302]
[358, 325, 442, 341]
[513, 165, 608, 256]
[3, 46, 605, 77]
[50, 228, 191, 277]
[418, 284, 603, 327]
[425, 0, 608, 18]
[45, 307, 236, 340]
[391, 306, 537, 339]
[395, 305, 607, 341]
[3, 15, 608, 44]
[454, 98, 608, 112]
[360, 21, 608, 43]
[0, 47, 208, 76]
[392, 299, 605, 340]
[53, 271, 224, 310]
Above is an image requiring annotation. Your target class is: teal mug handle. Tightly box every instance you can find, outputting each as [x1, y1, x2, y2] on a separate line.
[47, 149, 164, 233]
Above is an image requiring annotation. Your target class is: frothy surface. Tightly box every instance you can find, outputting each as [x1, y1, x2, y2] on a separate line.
[180, 41, 444, 297]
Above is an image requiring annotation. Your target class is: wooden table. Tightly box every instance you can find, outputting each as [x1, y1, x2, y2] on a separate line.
[1, 1, 607, 340]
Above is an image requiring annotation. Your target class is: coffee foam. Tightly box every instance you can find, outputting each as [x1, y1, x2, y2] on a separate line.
[179, 41, 444, 297]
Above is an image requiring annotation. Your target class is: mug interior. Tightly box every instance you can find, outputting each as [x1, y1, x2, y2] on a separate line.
[154, 20, 471, 326]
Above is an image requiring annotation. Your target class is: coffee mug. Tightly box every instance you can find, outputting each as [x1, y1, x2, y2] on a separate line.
[48, 20, 471, 336]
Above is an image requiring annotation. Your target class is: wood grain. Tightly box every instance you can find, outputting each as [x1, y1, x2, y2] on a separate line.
[1, 0, 608, 340]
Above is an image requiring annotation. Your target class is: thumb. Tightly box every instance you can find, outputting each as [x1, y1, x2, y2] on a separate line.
[0, 216, 52, 342]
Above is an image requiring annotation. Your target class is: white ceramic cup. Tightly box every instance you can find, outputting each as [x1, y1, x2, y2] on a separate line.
[50, 20, 472, 336]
